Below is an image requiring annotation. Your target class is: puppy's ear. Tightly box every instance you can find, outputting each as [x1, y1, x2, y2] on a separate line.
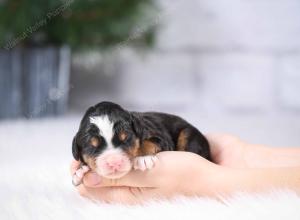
[72, 135, 80, 161]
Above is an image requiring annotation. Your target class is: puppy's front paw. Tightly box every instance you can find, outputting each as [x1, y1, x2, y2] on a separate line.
[72, 165, 90, 186]
[133, 155, 158, 171]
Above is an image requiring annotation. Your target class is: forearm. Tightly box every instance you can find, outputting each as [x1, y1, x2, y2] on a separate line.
[213, 167, 300, 197]
[245, 144, 300, 168]
[206, 134, 300, 168]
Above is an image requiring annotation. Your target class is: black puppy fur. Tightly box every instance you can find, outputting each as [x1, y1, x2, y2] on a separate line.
[72, 101, 211, 166]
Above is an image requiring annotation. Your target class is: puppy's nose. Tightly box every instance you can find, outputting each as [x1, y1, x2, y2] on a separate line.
[105, 155, 124, 172]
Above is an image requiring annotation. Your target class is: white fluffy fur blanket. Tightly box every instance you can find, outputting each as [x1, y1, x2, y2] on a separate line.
[1, 117, 300, 220]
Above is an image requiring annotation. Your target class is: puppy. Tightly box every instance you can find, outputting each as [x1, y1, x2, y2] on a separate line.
[72, 101, 211, 185]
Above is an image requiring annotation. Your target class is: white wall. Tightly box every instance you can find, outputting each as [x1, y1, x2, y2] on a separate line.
[70, 0, 300, 116]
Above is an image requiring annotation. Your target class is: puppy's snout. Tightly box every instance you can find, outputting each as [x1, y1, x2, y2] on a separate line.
[105, 155, 125, 171]
[95, 152, 132, 178]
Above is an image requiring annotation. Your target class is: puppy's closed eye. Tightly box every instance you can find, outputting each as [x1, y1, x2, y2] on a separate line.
[90, 137, 100, 147]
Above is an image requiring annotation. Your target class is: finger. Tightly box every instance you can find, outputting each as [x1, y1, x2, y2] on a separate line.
[83, 168, 158, 188]
[77, 184, 159, 205]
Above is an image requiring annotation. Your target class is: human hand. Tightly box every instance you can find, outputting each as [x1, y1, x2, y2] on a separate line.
[70, 151, 222, 204]
[70, 133, 267, 204]
[206, 133, 250, 168]
[70, 133, 300, 204]
[206, 133, 300, 168]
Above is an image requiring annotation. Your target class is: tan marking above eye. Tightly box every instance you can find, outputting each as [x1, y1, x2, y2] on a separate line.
[90, 137, 100, 147]
[119, 131, 127, 141]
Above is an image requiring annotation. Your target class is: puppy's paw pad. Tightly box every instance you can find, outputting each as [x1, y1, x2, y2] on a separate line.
[133, 155, 157, 171]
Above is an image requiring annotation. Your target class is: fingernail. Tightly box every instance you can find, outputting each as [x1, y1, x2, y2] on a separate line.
[87, 173, 102, 185]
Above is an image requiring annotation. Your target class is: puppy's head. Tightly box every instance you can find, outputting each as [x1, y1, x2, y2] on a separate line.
[72, 102, 142, 179]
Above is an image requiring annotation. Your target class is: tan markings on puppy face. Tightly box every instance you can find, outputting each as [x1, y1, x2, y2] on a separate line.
[124, 138, 141, 158]
[90, 137, 100, 147]
[177, 130, 188, 151]
[141, 140, 161, 155]
[83, 154, 97, 170]
[119, 131, 127, 142]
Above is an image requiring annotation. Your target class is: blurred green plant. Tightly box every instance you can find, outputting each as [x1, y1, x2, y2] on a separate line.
[0, 0, 157, 49]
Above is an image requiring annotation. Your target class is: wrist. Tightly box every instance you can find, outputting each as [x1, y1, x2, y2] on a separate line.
[213, 167, 300, 196]
[243, 144, 270, 168]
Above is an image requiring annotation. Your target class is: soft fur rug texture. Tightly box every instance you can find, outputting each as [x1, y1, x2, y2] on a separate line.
[1, 116, 300, 220]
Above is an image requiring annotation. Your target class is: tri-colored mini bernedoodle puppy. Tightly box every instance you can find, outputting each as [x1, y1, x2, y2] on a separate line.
[72, 101, 211, 185]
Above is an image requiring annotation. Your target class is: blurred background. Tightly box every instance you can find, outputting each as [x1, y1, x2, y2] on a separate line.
[0, 0, 300, 148]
